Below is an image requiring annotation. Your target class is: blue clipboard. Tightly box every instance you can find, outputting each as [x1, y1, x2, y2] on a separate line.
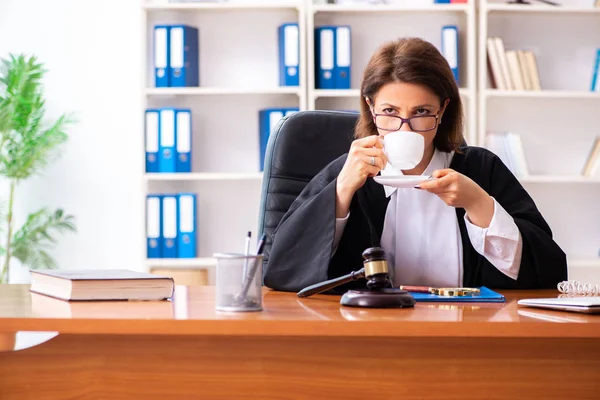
[408, 286, 505, 303]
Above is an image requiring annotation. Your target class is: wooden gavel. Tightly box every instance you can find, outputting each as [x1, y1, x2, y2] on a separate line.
[297, 247, 393, 298]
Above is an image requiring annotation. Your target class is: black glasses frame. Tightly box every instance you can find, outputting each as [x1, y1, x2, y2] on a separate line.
[372, 113, 440, 132]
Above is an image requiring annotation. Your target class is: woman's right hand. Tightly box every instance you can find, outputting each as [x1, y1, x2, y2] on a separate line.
[335, 135, 387, 217]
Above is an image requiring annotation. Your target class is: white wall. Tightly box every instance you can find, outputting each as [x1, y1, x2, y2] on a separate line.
[0, 0, 144, 281]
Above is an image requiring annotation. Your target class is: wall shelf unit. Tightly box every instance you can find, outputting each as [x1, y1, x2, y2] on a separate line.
[139, 0, 599, 284]
[478, 0, 600, 271]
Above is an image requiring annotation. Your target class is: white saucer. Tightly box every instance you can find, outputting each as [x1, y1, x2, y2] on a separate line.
[373, 175, 433, 188]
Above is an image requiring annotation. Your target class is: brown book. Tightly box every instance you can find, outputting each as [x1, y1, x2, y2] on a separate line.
[30, 292, 175, 318]
[29, 269, 174, 301]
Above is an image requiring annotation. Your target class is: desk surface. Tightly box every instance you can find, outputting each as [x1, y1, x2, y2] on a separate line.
[0, 284, 598, 338]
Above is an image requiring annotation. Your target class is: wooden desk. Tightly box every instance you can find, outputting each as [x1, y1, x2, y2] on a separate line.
[0, 285, 599, 399]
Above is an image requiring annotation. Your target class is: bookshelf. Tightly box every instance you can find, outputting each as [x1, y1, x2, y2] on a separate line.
[139, 0, 600, 282]
[478, 0, 600, 277]
[306, 0, 477, 145]
[142, 0, 306, 279]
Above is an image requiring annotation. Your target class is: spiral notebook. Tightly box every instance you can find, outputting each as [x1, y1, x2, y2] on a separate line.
[408, 286, 505, 303]
[517, 280, 600, 314]
[517, 297, 600, 314]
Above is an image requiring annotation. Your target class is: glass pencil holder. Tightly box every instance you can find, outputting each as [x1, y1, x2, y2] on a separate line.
[213, 253, 263, 312]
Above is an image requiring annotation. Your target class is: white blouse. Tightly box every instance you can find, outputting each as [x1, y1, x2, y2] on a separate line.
[333, 149, 523, 287]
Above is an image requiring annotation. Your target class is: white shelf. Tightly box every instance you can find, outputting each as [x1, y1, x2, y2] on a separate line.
[519, 175, 600, 184]
[146, 257, 216, 269]
[569, 258, 600, 269]
[311, 89, 360, 98]
[144, 2, 300, 11]
[485, 89, 600, 100]
[145, 172, 263, 181]
[487, 4, 600, 14]
[312, 88, 471, 99]
[312, 4, 469, 13]
[145, 87, 301, 96]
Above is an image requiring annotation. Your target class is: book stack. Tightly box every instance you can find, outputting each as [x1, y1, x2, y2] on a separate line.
[29, 269, 175, 301]
[485, 132, 529, 178]
[487, 37, 540, 91]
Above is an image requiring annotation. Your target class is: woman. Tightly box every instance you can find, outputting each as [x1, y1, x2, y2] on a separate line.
[263, 37, 567, 293]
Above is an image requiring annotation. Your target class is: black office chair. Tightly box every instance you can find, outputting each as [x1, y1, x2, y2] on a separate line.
[257, 110, 360, 273]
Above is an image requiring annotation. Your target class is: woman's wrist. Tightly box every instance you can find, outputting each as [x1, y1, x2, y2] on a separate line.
[335, 178, 354, 218]
[464, 190, 494, 228]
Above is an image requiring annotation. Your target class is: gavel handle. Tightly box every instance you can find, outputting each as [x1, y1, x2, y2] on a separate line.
[297, 268, 365, 298]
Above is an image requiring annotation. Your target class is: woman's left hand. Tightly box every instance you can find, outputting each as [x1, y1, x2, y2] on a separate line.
[416, 168, 494, 228]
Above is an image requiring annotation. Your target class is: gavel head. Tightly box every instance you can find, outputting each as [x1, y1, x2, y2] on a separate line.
[362, 247, 393, 291]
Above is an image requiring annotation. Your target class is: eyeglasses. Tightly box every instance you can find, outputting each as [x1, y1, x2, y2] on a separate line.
[372, 113, 440, 132]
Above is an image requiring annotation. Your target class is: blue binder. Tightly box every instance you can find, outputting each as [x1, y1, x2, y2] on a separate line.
[315, 27, 335, 89]
[169, 25, 199, 87]
[278, 23, 300, 86]
[153, 25, 170, 87]
[591, 49, 600, 92]
[409, 287, 505, 303]
[175, 109, 192, 173]
[145, 109, 160, 173]
[146, 195, 162, 258]
[441, 25, 459, 85]
[335, 26, 351, 90]
[161, 194, 178, 258]
[177, 193, 197, 258]
[159, 108, 176, 173]
[259, 108, 298, 171]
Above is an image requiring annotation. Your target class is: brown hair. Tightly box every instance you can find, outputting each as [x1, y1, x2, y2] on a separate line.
[355, 37, 464, 152]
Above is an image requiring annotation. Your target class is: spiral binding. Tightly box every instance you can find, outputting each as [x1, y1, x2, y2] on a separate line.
[557, 280, 600, 296]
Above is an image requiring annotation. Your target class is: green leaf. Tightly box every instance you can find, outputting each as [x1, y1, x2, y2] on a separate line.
[0, 53, 73, 180]
[11, 208, 76, 270]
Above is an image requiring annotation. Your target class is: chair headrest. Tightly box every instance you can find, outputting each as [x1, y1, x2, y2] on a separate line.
[266, 110, 359, 181]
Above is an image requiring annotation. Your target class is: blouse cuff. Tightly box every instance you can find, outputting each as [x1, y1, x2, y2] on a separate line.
[464, 197, 522, 280]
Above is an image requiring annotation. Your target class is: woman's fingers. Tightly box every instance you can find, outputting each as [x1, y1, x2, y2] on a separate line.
[357, 134, 384, 149]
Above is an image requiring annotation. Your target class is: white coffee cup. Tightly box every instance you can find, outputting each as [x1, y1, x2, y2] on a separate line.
[382, 131, 425, 170]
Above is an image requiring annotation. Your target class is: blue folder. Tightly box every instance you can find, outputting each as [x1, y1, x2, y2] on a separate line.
[590, 49, 600, 92]
[169, 25, 199, 87]
[441, 25, 459, 86]
[315, 26, 335, 89]
[153, 25, 170, 87]
[408, 286, 505, 303]
[278, 23, 300, 87]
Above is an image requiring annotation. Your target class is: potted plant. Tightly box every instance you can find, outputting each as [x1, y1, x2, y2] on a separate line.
[0, 54, 76, 284]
